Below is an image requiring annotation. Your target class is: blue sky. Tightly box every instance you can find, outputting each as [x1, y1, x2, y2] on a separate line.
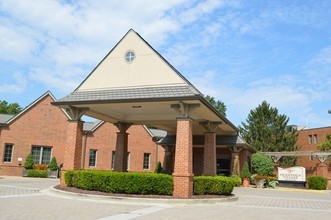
[1, 0, 331, 128]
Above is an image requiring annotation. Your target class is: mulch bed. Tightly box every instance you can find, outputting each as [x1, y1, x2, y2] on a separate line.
[54, 185, 233, 199]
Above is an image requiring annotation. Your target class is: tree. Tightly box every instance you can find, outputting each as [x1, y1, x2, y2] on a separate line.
[239, 101, 298, 167]
[24, 153, 34, 170]
[317, 134, 331, 151]
[0, 100, 22, 114]
[48, 156, 59, 171]
[251, 152, 274, 176]
[205, 95, 227, 116]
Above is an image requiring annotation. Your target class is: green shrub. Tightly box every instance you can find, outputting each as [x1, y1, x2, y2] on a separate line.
[27, 169, 48, 178]
[240, 162, 251, 178]
[64, 171, 74, 187]
[232, 177, 242, 187]
[307, 176, 328, 190]
[65, 170, 173, 195]
[194, 176, 236, 195]
[154, 161, 162, 173]
[48, 156, 58, 171]
[251, 152, 274, 176]
[24, 153, 34, 170]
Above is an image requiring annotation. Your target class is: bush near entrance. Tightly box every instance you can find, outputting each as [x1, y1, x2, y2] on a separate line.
[251, 152, 274, 176]
[26, 169, 48, 178]
[307, 176, 328, 190]
[65, 170, 173, 195]
[65, 170, 238, 196]
[194, 176, 237, 195]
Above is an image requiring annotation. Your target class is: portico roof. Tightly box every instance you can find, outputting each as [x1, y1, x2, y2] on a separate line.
[53, 29, 238, 135]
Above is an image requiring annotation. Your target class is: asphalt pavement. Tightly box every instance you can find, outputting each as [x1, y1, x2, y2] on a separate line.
[0, 176, 330, 220]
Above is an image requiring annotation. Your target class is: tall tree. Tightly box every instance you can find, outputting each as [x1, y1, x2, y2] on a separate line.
[317, 134, 331, 151]
[205, 95, 227, 116]
[239, 101, 298, 167]
[0, 100, 22, 114]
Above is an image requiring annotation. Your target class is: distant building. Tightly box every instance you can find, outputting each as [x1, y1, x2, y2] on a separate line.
[296, 126, 331, 175]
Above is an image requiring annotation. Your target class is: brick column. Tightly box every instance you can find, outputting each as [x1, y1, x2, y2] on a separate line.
[63, 120, 84, 171]
[114, 131, 129, 171]
[316, 163, 328, 177]
[113, 122, 131, 172]
[203, 132, 216, 176]
[173, 117, 193, 198]
[232, 152, 240, 176]
[60, 120, 83, 187]
[163, 146, 174, 174]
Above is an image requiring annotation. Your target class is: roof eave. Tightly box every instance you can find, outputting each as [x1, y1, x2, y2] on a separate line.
[52, 95, 202, 107]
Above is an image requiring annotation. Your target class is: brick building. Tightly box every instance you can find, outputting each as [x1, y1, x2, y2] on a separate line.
[296, 126, 331, 177]
[0, 92, 167, 176]
[1, 29, 250, 197]
[0, 91, 248, 178]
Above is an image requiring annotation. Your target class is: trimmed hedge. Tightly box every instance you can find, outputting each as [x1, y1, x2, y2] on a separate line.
[307, 176, 328, 190]
[65, 171, 238, 196]
[194, 176, 236, 195]
[65, 170, 173, 195]
[27, 169, 48, 178]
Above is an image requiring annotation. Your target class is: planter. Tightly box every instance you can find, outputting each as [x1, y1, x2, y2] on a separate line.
[22, 168, 28, 177]
[48, 169, 59, 178]
[242, 178, 250, 187]
[255, 179, 266, 188]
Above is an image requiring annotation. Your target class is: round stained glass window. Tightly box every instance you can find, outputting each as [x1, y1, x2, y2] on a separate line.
[125, 51, 135, 63]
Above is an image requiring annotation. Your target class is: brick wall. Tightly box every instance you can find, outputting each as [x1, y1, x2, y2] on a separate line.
[84, 123, 165, 172]
[296, 127, 331, 176]
[0, 94, 69, 176]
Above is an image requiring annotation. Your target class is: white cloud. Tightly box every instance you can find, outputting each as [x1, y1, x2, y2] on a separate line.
[0, 72, 28, 94]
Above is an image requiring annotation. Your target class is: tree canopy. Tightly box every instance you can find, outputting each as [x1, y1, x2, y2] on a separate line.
[205, 95, 227, 116]
[317, 134, 331, 151]
[0, 100, 22, 114]
[239, 101, 298, 167]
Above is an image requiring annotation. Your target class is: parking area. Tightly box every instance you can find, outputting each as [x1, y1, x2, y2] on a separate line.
[0, 176, 330, 220]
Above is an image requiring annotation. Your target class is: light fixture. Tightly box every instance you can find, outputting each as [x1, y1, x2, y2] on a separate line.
[328, 109, 331, 114]
[132, 105, 142, 108]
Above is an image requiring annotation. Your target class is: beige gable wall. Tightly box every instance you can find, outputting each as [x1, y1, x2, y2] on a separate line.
[78, 30, 187, 91]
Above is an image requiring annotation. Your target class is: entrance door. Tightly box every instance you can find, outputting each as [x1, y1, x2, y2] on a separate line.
[216, 155, 231, 176]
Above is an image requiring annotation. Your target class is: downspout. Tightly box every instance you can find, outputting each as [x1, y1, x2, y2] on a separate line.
[81, 132, 88, 169]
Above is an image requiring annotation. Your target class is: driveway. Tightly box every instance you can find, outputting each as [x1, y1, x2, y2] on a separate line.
[0, 176, 330, 220]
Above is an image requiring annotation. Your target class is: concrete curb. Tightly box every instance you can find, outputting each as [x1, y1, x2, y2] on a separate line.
[44, 186, 238, 206]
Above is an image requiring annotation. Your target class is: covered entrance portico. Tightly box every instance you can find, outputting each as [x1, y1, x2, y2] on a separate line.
[53, 29, 239, 198]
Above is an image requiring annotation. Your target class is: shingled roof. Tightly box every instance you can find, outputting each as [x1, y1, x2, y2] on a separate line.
[57, 85, 201, 104]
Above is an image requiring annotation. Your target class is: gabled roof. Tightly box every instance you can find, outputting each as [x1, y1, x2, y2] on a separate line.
[56, 29, 202, 104]
[53, 29, 238, 135]
[5, 91, 71, 125]
[0, 113, 14, 124]
[83, 119, 104, 132]
[143, 126, 167, 139]
[57, 86, 200, 104]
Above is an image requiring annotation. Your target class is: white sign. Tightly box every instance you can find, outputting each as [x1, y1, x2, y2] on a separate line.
[278, 166, 306, 182]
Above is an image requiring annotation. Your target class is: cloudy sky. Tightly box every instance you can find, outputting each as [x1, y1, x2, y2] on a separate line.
[1, 0, 331, 128]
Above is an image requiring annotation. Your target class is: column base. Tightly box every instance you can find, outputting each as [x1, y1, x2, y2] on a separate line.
[60, 170, 67, 187]
[172, 173, 194, 198]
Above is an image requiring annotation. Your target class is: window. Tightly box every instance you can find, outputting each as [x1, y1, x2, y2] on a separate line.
[89, 149, 97, 167]
[3, 144, 14, 163]
[313, 134, 318, 144]
[308, 135, 312, 144]
[143, 153, 151, 170]
[31, 146, 52, 164]
[111, 151, 116, 170]
[125, 51, 135, 62]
